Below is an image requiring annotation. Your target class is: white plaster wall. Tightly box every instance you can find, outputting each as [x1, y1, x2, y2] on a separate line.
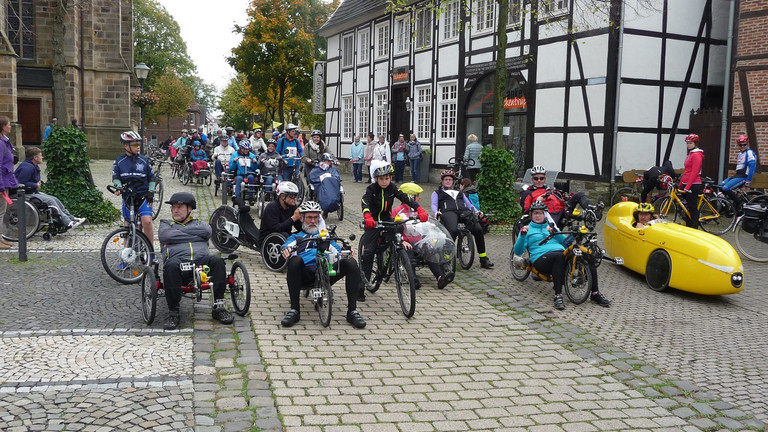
[414, 51, 432, 81]
[532, 134, 563, 170]
[623, 0, 663, 32]
[567, 86, 606, 127]
[563, 133, 604, 176]
[660, 87, 698, 129]
[535, 88, 565, 127]
[667, 0, 705, 36]
[572, 35, 608, 79]
[617, 84, 659, 128]
[537, 42, 567, 82]
[470, 34, 495, 50]
[664, 39, 704, 83]
[356, 64, 370, 93]
[437, 46, 459, 78]
[622, 35, 662, 80]
[341, 70, 356, 95]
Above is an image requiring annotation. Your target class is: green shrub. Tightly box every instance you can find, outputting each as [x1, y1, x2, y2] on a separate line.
[477, 147, 520, 223]
[41, 126, 120, 223]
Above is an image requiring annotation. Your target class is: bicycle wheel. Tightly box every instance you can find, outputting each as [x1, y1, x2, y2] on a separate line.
[359, 238, 384, 293]
[315, 259, 333, 327]
[698, 196, 735, 235]
[734, 222, 768, 262]
[337, 193, 344, 221]
[209, 206, 240, 253]
[229, 261, 251, 316]
[204, 170, 213, 186]
[611, 187, 640, 206]
[1, 199, 40, 241]
[152, 181, 164, 220]
[394, 249, 417, 318]
[177, 164, 186, 183]
[654, 196, 680, 223]
[457, 231, 475, 270]
[139, 265, 157, 324]
[564, 256, 592, 304]
[170, 163, 178, 179]
[257, 190, 266, 219]
[509, 248, 531, 281]
[101, 227, 153, 284]
[182, 166, 191, 185]
[748, 194, 768, 207]
[295, 176, 305, 205]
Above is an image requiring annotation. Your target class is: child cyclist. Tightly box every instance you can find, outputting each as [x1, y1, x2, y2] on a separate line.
[359, 164, 429, 299]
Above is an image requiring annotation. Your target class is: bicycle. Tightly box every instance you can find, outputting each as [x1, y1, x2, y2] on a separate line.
[101, 185, 154, 284]
[437, 211, 479, 270]
[446, 156, 475, 182]
[610, 172, 644, 205]
[149, 158, 168, 220]
[139, 253, 251, 325]
[732, 201, 768, 262]
[283, 225, 355, 327]
[653, 177, 735, 235]
[358, 219, 417, 318]
[281, 155, 305, 205]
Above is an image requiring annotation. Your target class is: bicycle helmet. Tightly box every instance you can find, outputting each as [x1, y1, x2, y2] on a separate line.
[120, 131, 141, 143]
[633, 202, 655, 221]
[529, 201, 548, 213]
[299, 200, 322, 214]
[685, 133, 700, 143]
[267, 138, 277, 146]
[658, 174, 673, 190]
[737, 134, 749, 144]
[254, 128, 262, 133]
[238, 141, 250, 151]
[311, 130, 322, 137]
[277, 181, 299, 196]
[193, 140, 201, 147]
[530, 165, 546, 175]
[286, 123, 298, 131]
[181, 129, 188, 134]
[272, 131, 280, 137]
[165, 192, 197, 209]
[440, 169, 456, 180]
[399, 182, 423, 198]
[225, 126, 235, 132]
[373, 164, 394, 178]
[321, 152, 334, 161]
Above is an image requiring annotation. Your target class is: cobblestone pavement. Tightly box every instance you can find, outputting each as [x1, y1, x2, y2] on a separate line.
[0, 160, 766, 431]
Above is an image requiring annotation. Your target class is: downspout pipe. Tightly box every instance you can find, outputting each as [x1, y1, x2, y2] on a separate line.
[610, 0, 626, 197]
[718, 0, 736, 183]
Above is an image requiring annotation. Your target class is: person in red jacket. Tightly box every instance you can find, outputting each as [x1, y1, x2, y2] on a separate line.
[679, 133, 704, 229]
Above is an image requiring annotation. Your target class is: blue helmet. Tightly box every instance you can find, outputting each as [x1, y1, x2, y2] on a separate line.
[238, 140, 250, 150]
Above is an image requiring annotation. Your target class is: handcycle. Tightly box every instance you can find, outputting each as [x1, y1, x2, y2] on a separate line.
[1, 185, 69, 242]
[182, 158, 213, 187]
[255, 171, 280, 219]
[306, 159, 344, 221]
[358, 218, 417, 318]
[138, 253, 251, 325]
[402, 218, 456, 288]
[652, 177, 735, 235]
[101, 184, 154, 284]
[510, 225, 622, 304]
[281, 155, 305, 205]
[441, 211, 483, 270]
[282, 225, 355, 327]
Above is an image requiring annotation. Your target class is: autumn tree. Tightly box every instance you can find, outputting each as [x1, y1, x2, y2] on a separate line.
[219, 76, 253, 132]
[148, 70, 194, 139]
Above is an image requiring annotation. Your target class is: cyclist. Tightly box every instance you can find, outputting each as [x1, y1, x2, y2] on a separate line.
[391, 133, 407, 182]
[158, 192, 234, 330]
[360, 164, 428, 296]
[431, 169, 494, 269]
[520, 165, 602, 227]
[189, 141, 209, 179]
[250, 128, 267, 155]
[276, 123, 303, 181]
[633, 202, 657, 228]
[171, 129, 190, 162]
[212, 133, 236, 184]
[513, 201, 611, 310]
[225, 126, 236, 146]
[303, 130, 327, 171]
[720, 134, 757, 209]
[259, 181, 301, 244]
[228, 141, 259, 204]
[258, 139, 281, 193]
[680, 133, 704, 229]
[112, 131, 156, 245]
[279, 201, 367, 329]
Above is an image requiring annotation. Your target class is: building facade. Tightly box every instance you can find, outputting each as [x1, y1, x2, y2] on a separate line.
[318, 0, 732, 182]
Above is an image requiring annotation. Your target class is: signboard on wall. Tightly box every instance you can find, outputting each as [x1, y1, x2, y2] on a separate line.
[392, 66, 409, 86]
[313, 61, 326, 114]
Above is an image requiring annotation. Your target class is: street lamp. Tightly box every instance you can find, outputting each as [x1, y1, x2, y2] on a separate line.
[134, 62, 151, 153]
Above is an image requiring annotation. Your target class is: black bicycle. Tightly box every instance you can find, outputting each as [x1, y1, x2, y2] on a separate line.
[101, 185, 154, 284]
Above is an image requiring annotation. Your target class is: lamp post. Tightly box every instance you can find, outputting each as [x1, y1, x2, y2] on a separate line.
[134, 62, 151, 154]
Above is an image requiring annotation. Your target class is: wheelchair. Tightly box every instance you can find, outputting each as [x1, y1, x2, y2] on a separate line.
[1, 189, 70, 242]
[139, 254, 251, 325]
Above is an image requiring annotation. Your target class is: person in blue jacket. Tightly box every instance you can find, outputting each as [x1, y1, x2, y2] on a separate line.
[228, 141, 258, 203]
[349, 135, 365, 182]
[112, 131, 156, 244]
[513, 201, 611, 311]
[721, 134, 758, 209]
[276, 123, 303, 181]
[189, 141, 209, 179]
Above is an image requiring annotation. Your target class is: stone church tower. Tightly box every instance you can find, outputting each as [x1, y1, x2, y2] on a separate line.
[0, 0, 135, 158]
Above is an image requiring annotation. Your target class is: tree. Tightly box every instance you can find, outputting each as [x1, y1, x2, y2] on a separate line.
[219, 76, 253, 131]
[147, 70, 194, 139]
[230, 0, 337, 129]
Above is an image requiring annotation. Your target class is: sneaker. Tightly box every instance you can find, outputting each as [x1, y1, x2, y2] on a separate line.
[590, 292, 611, 307]
[480, 256, 494, 269]
[281, 309, 300, 327]
[164, 311, 180, 330]
[67, 221, 76, 229]
[212, 305, 234, 324]
[553, 295, 565, 310]
[71, 217, 86, 228]
[357, 292, 366, 302]
[346, 310, 367, 329]
[437, 272, 455, 289]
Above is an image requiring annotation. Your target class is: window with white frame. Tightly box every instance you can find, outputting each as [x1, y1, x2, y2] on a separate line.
[375, 91, 388, 137]
[438, 82, 457, 140]
[414, 9, 432, 49]
[540, 0, 568, 15]
[415, 86, 431, 141]
[507, 0, 522, 26]
[475, 0, 494, 33]
[356, 94, 369, 137]
[442, 0, 459, 41]
[342, 34, 354, 68]
[342, 96, 354, 140]
[375, 23, 389, 59]
[394, 16, 410, 54]
[358, 29, 370, 63]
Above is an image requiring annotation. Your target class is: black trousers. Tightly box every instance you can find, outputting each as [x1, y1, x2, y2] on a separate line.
[681, 183, 704, 229]
[164, 255, 226, 312]
[286, 255, 359, 313]
[440, 210, 486, 254]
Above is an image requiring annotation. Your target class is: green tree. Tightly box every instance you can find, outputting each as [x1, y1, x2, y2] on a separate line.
[218, 76, 252, 131]
[147, 70, 194, 139]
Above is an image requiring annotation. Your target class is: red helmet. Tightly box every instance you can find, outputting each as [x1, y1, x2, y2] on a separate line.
[658, 174, 673, 190]
[737, 135, 748, 144]
[440, 169, 456, 180]
[685, 133, 699, 143]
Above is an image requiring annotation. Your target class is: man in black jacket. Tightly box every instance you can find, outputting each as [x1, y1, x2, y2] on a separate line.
[258, 181, 301, 245]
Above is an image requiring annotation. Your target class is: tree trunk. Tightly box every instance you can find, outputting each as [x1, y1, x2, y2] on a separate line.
[52, 0, 70, 122]
[493, 0, 509, 149]
[278, 80, 287, 129]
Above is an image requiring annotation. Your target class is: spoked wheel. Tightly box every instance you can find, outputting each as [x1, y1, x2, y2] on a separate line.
[457, 231, 475, 270]
[360, 238, 384, 293]
[214, 179, 220, 196]
[209, 206, 240, 254]
[734, 223, 768, 262]
[699, 197, 735, 235]
[1, 199, 40, 242]
[229, 261, 251, 315]
[101, 227, 153, 284]
[182, 167, 192, 185]
[204, 171, 213, 186]
[257, 190, 266, 219]
[295, 178, 305, 205]
[509, 249, 531, 282]
[313, 263, 333, 327]
[152, 181, 164, 220]
[170, 163, 178, 179]
[610, 187, 640, 206]
[177, 164, 186, 183]
[564, 256, 592, 304]
[140, 265, 157, 324]
[337, 194, 344, 221]
[654, 196, 680, 223]
[394, 249, 416, 318]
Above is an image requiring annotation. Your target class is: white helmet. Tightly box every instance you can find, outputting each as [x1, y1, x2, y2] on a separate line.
[277, 181, 299, 196]
[299, 200, 322, 214]
[530, 165, 546, 175]
[286, 123, 298, 131]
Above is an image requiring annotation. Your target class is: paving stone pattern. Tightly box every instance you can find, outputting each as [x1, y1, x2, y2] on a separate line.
[0, 160, 766, 430]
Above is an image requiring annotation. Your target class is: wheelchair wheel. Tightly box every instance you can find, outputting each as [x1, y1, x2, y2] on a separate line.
[337, 193, 344, 221]
[394, 249, 416, 318]
[257, 190, 266, 219]
[509, 249, 531, 282]
[152, 181, 164, 220]
[182, 165, 192, 185]
[101, 227, 153, 284]
[209, 206, 240, 254]
[204, 170, 213, 186]
[315, 261, 333, 327]
[261, 232, 288, 272]
[564, 256, 592, 304]
[229, 261, 251, 315]
[140, 265, 157, 324]
[295, 177, 305, 205]
[1, 199, 41, 242]
[457, 231, 475, 270]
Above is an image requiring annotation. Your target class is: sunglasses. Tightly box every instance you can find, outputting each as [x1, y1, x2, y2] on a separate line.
[127, 142, 141, 147]
[532, 176, 546, 181]
[738, 143, 748, 147]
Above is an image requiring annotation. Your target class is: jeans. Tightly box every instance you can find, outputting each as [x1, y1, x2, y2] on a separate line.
[394, 160, 405, 182]
[214, 160, 225, 178]
[235, 174, 256, 199]
[409, 159, 420, 182]
[33, 192, 75, 226]
[353, 163, 363, 181]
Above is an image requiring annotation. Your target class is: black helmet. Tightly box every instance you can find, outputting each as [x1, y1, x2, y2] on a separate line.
[165, 192, 196, 209]
[529, 201, 548, 213]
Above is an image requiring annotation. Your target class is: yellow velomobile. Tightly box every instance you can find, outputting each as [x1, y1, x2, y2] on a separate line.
[603, 201, 744, 295]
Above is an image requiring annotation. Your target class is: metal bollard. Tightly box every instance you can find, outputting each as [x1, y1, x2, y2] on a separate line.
[16, 188, 27, 262]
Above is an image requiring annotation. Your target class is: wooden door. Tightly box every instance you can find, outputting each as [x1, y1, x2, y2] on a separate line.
[18, 99, 41, 145]
[390, 87, 411, 140]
